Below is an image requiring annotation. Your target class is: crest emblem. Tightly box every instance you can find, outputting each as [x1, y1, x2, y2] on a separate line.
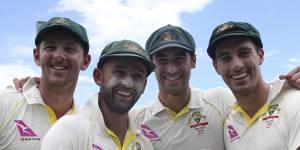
[123, 43, 142, 52]
[216, 23, 234, 34]
[161, 31, 176, 41]
[268, 104, 279, 115]
[192, 111, 201, 123]
[135, 142, 142, 150]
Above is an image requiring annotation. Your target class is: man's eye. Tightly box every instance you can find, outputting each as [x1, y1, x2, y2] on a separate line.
[44, 46, 55, 51]
[219, 55, 230, 62]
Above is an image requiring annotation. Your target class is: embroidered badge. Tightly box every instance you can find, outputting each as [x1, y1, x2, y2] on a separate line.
[262, 104, 280, 128]
[188, 111, 208, 135]
[135, 142, 142, 150]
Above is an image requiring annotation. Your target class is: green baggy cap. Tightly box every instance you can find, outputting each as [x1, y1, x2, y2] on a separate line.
[146, 24, 195, 56]
[35, 17, 89, 53]
[207, 21, 263, 59]
[97, 40, 155, 77]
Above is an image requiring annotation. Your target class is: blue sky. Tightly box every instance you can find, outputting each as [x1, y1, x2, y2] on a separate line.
[1, 0, 299, 106]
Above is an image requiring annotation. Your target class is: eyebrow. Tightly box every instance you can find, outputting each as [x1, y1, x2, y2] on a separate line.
[115, 64, 146, 75]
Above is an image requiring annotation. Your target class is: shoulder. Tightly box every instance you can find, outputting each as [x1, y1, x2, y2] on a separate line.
[0, 88, 24, 121]
[41, 114, 90, 148]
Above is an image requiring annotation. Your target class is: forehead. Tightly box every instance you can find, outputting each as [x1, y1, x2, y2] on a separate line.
[152, 47, 188, 57]
[215, 37, 253, 51]
[40, 29, 81, 43]
[103, 57, 147, 72]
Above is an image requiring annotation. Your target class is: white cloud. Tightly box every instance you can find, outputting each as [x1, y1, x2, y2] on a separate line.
[0, 64, 39, 89]
[288, 57, 300, 63]
[52, 0, 212, 53]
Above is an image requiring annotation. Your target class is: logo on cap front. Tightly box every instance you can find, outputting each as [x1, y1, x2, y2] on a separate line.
[160, 31, 176, 41]
[123, 43, 143, 52]
[49, 18, 70, 27]
[216, 23, 234, 34]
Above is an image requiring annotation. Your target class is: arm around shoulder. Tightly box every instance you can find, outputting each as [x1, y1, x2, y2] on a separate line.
[41, 114, 88, 150]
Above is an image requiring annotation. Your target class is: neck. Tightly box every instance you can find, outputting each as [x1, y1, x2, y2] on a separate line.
[158, 87, 190, 113]
[99, 96, 129, 146]
[234, 80, 270, 118]
[39, 78, 75, 119]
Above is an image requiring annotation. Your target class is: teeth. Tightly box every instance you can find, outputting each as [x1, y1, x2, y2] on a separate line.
[116, 90, 131, 97]
[164, 75, 180, 80]
[52, 65, 66, 70]
[232, 72, 247, 80]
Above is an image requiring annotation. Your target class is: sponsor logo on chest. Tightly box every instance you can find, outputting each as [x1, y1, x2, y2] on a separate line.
[140, 124, 160, 141]
[188, 111, 209, 135]
[227, 125, 240, 142]
[14, 120, 41, 142]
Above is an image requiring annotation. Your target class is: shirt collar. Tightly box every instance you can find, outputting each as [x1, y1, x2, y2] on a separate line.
[22, 77, 45, 105]
[149, 87, 204, 116]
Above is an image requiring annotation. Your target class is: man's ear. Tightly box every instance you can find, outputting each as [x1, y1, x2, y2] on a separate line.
[191, 53, 196, 68]
[93, 67, 104, 86]
[258, 48, 264, 65]
[213, 61, 221, 75]
[81, 54, 91, 71]
[33, 48, 41, 66]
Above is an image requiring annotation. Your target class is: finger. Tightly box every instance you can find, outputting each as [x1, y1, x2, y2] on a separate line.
[33, 77, 41, 84]
[279, 75, 288, 80]
[286, 66, 300, 78]
[290, 71, 300, 83]
[13, 78, 22, 92]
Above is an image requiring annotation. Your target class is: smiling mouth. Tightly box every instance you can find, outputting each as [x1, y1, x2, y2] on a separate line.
[51, 65, 68, 71]
[116, 90, 132, 97]
[163, 75, 182, 81]
[231, 72, 248, 80]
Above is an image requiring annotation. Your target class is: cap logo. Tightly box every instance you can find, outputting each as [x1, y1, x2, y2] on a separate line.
[123, 43, 143, 52]
[49, 18, 70, 27]
[216, 23, 234, 34]
[160, 31, 176, 41]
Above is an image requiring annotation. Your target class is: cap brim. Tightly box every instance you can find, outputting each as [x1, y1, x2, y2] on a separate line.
[98, 53, 155, 77]
[149, 43, 194, 56]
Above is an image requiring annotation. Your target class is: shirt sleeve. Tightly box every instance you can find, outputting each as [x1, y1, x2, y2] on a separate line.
[283, 88, 300, 150]
[41, 115, 87, 150]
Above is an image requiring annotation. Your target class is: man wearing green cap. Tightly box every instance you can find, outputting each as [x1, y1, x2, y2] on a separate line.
[207, 21, 300, 150]
[41, 40, 155, 150]
[0, 17, 91, 150]
[132, 24, 300, 150]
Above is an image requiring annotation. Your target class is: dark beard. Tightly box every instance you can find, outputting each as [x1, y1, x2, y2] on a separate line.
[100, 85, 139, 114]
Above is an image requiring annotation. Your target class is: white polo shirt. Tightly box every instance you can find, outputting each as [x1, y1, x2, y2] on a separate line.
[224, 80, 300, 150]
[131, 87, 235, 150]
[0, 77, 77, 150]
[41, 93, 154, 150]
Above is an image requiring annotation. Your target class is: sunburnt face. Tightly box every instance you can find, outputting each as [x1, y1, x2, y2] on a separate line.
[34, 29, 90, 88]
[213, 37, 264, 95]
[151, 48, 196, 95]
[94, 57, 147, 114]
